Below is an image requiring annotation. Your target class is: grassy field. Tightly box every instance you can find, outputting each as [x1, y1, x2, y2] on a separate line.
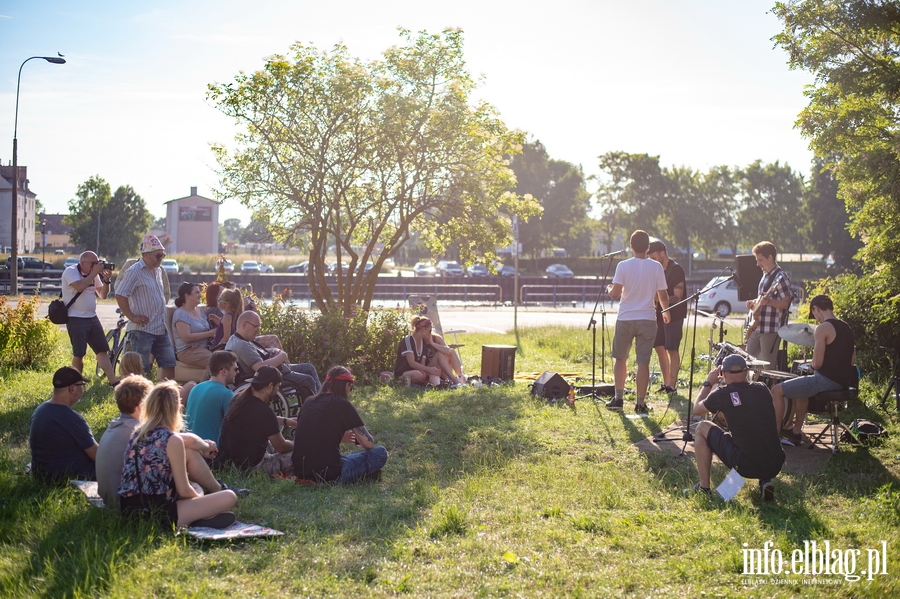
[1, 325, 899, 597]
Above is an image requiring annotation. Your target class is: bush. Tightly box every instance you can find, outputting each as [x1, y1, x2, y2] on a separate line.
[0, 296, 61, 370]
[256, 301, 409, 385]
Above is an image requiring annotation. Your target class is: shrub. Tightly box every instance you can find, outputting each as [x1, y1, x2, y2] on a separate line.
[256, 300, 408, 385]
[0, 296, 61, 370]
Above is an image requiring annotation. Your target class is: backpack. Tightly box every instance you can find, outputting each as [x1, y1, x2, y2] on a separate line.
[842, 419, 887, 444]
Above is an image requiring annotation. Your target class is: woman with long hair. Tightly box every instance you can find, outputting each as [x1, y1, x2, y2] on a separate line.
[292, 366, 388, 483]
[118, 381, 237, 528]
[212, 288, 242, 348]
[172, 282, 215, 370]
[393, 316, 464, 385]
[204, 281, 224, 327]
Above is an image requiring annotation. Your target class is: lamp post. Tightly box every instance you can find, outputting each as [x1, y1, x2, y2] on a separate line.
[10, 55, 66, 296]
[41, 219, 47, 271]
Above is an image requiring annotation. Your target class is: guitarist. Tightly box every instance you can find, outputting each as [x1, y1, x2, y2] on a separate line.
[744, 241, 792, 369]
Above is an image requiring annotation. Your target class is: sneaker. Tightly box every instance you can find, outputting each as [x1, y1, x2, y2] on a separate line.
[188, 511, 236, 529]
[780, 429, 802, 446]
[634, 402, 651, 414]
[759, 479, 775, 502]
[605, 397, 624, 411]
[683, 482, 711, 495]
[657, 384, 676, 394]
[217, 479, 250, 497]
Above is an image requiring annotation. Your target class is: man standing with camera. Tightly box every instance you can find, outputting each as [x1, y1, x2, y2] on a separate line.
[61, 251, 119, 385]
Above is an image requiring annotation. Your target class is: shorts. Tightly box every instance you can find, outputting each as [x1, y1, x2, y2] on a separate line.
[705, 426, 739, 470]
[129, 330, 177, 372]
[653, 315, 684, 351]
[780, 370, 842, 399]
[612, 320, 657, 364]
[67, 316, 109, 357]
[119, 493, 178, 527]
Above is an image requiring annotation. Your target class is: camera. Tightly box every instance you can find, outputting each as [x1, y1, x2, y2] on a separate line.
[101, 261, 115, 271]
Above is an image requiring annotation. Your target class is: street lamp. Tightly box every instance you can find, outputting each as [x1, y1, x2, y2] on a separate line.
[41, 218, 47, 271]
[10, 55, 66, 296]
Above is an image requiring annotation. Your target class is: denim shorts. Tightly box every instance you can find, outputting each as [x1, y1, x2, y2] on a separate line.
[67, 316, 109, 357]
[780, 370, 842, 399]
[129, 329, 177, 371]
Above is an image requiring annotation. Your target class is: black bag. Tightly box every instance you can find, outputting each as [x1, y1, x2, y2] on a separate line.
[47, 290, 83, 325]
[842, 419, 887, 444]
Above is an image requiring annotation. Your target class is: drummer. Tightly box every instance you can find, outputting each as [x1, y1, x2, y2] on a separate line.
[771, 295, 855, 446]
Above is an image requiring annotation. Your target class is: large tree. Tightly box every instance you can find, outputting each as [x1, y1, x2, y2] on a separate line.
[64, 176, 152, 261]
[736, 160, 806, 253]
[511, 141, 592, 258]
[804, 158, 862, 272]
[209, 29, 538, 314]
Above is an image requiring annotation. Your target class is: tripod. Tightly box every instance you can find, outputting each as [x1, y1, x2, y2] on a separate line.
[655, 272, 738, 453]
[578, 249, 624, 401]
[879, 347, 900, 411]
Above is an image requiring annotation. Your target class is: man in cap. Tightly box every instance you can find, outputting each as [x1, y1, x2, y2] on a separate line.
[648, 240, 686, 394]
[61, 251, 119, 385]
[29, 367, 98, 482]
[114, 234, 176, 380]
[690, 355, 785, 501]
[214, 366, 296, 475]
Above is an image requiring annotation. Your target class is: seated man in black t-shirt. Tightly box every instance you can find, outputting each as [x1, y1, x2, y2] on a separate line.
[690, 355, 785, 501]
[29, 367, 98, 483]
[214, 367, 296, 475]
[292, 366, 388, 483]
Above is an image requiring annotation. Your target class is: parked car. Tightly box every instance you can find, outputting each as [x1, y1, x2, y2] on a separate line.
[241, 260, 261, 274]
[160, 259, 179, 275]
[63, 257, 80, 269]
[6, 256, 54, 270]
[287, 261, 309, 274]
[413, 262, 437, 277]
[436, 260, 464, 277]
[54, 249, 65, 255]
[329, 261, 350, 275]
[697, 276, 745, 317]
[466, 263, 489, 277]
[499, 265, 517, 277]
[216, 258, 234, 273]
[258, 262, 275, 273]
[545, 264, 574, 278]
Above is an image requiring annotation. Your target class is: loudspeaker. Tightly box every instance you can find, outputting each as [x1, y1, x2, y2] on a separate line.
[531, 371, 568, 399]
[734, 254, 762, 302]
[481, 344, 517, 381]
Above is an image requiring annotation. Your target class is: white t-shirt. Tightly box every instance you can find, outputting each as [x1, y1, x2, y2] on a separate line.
[61, 265, 102, 318]
[611, 256, 667, 321]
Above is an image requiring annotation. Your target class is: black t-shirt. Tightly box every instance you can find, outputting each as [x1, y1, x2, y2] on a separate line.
[29, 401, 97, 482]
[703, 381, 785, 479]
[215, 396, 279, 471]
[292, 393, 364, 481]
[393, 335, 433, 379]
[656, 259, 687, 320]
[818, 318, 855, 388]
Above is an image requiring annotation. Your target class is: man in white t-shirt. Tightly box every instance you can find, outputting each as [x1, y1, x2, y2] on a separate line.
[606, 230, 669, 413]
[61, 251, 119, 385]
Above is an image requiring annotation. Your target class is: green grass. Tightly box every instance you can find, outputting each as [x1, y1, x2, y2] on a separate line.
[2, 326, 899, 597]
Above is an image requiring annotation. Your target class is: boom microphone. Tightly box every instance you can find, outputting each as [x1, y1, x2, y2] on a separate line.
[600, 248, 627, 258]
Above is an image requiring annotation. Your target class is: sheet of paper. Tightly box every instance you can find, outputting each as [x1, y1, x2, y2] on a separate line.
[715, 468, 745, 501]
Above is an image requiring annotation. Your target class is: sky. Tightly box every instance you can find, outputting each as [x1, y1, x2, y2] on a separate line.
[0, 0, 814, 225]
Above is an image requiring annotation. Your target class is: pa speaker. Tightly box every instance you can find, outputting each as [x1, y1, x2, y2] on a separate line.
[735, 254, 762, 302]
[531, 371, 568, 399]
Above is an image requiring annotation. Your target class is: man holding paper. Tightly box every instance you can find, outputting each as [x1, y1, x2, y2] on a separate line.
[690, 355, 785, 501]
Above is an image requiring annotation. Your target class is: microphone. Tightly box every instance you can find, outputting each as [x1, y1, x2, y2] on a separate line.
[600, 248, 627, 258]
[727, 266, 744, 293]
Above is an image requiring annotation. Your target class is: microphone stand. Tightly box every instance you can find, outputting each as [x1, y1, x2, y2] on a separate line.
[654, 270, 738, 454]
[579, 248, 625, 401]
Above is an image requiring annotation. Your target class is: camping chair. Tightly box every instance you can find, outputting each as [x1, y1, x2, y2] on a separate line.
[165, 306, 208, 384]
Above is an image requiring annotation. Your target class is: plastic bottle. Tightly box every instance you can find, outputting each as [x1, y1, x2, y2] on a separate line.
[567, 385, 576, 405]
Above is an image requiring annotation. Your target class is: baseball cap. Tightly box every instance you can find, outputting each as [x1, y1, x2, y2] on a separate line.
[250, 365, 282, 386]
[53, 366, 90, 389]
[648, 240, 667, 253]
[722, 354, 748, 373]
[140, 234, 166, 254]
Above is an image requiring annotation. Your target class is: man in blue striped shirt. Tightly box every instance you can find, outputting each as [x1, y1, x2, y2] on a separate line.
[114, 235, 176, 380]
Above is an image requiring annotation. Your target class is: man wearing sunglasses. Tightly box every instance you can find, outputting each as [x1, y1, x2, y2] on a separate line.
[29, 367, 98, 483]
[114, 235, 176, 381]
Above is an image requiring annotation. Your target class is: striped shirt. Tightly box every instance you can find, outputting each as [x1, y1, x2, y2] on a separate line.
[115, 258, 168, 335]
[756, 266, 792, 334]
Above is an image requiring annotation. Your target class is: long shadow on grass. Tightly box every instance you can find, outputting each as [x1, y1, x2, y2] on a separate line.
[0, 466, 159, 598]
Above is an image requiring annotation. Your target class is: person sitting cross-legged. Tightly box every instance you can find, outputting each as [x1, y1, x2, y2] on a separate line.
[185, 351, 239, 445]
[214, 366, 296, 475]
[117, 381, 238, 529]
[292, 366, 388, 483]
[690, 355, 785, 501]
